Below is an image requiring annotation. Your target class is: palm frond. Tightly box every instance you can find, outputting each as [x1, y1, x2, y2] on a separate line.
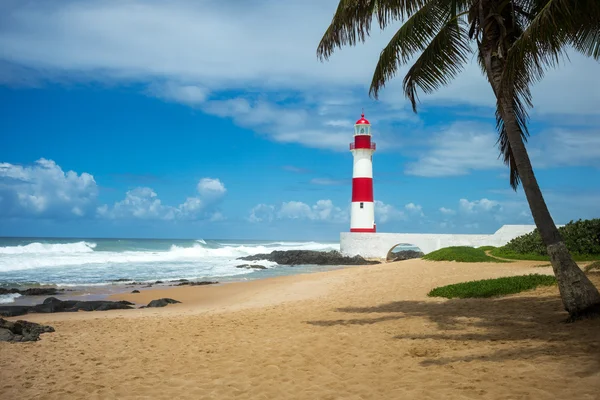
[396, 17, 471, 111]
[317, 0, 430, 61]
[503, 0, 600, 90]
[495, 114, 522, 190]
[368, 1, 458, 99]
[571, 24, 600, 60]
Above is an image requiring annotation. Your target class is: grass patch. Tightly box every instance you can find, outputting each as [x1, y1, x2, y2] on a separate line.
[490, 247, 600, 261]
[423, 246, 509, 263]
[584, 261, 600, 273]
[427, 274, 557, 299]
[477, 245, 497, 252]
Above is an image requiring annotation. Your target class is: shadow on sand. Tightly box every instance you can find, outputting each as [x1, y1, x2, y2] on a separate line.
[305, 281, 600, 377]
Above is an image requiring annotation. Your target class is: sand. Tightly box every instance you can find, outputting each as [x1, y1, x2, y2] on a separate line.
[1, 259, 599, 400]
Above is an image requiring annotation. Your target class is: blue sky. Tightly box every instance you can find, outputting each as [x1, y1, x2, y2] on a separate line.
[0, 0, 599, 240]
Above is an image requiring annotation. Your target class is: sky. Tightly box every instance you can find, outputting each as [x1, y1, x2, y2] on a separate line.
[0, 0, 599, 241]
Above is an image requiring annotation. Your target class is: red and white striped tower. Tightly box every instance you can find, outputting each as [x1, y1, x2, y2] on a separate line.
[350, 112, 376, 232]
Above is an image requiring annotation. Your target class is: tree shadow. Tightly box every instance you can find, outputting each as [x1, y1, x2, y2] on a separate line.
[305, 292, 600, 377]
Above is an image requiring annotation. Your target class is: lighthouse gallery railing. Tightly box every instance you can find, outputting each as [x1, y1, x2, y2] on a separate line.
[349, 143, 376, 150]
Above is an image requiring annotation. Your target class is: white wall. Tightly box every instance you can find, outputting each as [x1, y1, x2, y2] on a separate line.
[340, 225, 537, 259]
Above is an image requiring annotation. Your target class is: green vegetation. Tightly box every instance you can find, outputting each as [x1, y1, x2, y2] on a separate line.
[477, 246, 497, 252]
[584, 261, 600, 274]
[491, 219, 600, 261]
[423, 246, 509, 263]
[428, 274, 557, 299]
[533, 263, 552, 268]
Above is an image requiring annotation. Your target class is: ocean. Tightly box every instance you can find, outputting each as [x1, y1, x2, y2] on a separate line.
[0, 237, 342, 304]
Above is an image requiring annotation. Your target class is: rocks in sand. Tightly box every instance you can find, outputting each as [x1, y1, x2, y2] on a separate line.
[388, 250, 425, 262]
[146, 298, 181, 308]
[0, 287, 65, 296]
[0, 297, 135, 317]
[236, 264, 267, 270]
[238, 250, 380, 266]
[171, 281, 219, 286]
[0, 318, 55, 342]
[131, 290, 140, 294]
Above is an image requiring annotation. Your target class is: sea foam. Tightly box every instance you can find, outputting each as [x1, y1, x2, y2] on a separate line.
[0, 240, 339, 274]
[0, 293, 22, 304]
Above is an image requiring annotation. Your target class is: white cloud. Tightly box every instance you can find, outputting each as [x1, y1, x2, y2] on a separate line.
[249, 199, 348, 223]
[325, 120, 354, 128]
[99, 177, 226, 220]
[150, 82, 209, 106]
[529, 128, 600, 168]
[459, 198, 502, 214]
[249, 199, 424, 225]
[404, 122, 502, 177]
[374, 201, 406, 223]
[1, 0, 597, 119]
[0, 158, 98, 218]
[248, 204, 276, 223]
[403, 120, 600, 178]
[98, 187, 175, 220]
[197, 178, 226, 198]
[432, 197, 534, 233]
[278, 199, 348, 222]
[404, 202, 425, 217]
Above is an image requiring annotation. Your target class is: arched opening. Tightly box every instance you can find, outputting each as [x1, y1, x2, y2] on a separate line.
[386, 243, 424, 262]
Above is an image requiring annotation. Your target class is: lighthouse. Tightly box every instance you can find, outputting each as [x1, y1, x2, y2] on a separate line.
[350, 112, 376, 232]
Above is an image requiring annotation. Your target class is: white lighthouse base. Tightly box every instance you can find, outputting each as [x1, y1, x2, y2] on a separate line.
[340, 225, 538, 259]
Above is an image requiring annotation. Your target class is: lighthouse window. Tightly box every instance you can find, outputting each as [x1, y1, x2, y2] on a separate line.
[360, 202, 364, 209]
[360, 127, 365, 134]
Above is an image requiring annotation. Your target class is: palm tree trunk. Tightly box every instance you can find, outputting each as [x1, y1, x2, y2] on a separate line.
[497, 98, 600, 319]
[479, 0, 600, 319]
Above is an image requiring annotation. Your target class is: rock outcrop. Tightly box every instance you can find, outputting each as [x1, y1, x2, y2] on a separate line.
[235, 264, 267, 270]
[238, 250, 380, 266]
[0, 318, 55, 342]
[0, 287, 65, 296]
[0, 297, 135, 317]
[146, 298, 181, 308]
[171, 281, 219, 286]
[388, 250, 424, 262]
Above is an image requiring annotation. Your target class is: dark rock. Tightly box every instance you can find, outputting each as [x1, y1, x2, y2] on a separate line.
[0, 318, 55, 342]
[0, 306, 32, 317]
[236, 264, 267, 270]
[237, 250, 380, 266]
[142, 285, 153, 288]
[154, 281, 164, 284]
[147, 298, 181, 308]
[172, 281, 218, 287]
[110, 278, 132, 282]
[0, 287, 64, 296]
[388, 250, 425, 262]
[131, 290, 140, 293]
[1, 297, 134, 317]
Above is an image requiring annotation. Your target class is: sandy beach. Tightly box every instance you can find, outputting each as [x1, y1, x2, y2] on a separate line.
[1, 259, 599, 400]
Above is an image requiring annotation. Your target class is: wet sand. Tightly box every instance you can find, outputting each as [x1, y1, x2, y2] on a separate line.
[1, 259, 599, 399]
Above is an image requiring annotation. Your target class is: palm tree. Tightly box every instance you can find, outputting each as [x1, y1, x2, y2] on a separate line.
[317, 0, 600, 319]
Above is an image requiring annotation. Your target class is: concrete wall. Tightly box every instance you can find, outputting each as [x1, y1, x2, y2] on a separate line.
[339, 224, 537, 259]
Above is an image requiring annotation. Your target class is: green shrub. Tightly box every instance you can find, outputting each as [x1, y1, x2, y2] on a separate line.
[497, 218, 600, 259]
[427, 274, 557, 299]
[423, 246, 509, 263]
[477, 246, 497, 252]
[490, 248, 600, 262]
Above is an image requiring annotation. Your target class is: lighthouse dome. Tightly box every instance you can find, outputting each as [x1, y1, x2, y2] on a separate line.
[355, 114, 370, 125]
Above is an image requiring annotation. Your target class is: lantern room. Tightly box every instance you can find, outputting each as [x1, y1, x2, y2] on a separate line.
[354, 114, 371, 135]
